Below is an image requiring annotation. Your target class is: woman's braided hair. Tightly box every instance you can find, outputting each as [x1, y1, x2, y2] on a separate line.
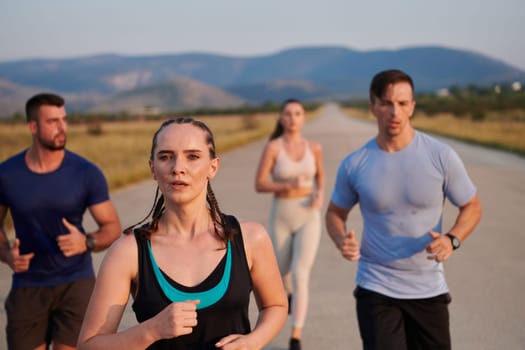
[123, 117, 233, 243]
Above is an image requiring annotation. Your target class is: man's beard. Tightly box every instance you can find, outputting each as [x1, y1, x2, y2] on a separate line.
[39, 134, 66, 151]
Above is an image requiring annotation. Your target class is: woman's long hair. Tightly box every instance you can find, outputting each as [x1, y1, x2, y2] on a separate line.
[268, 98, 303, 140]
[123, 117, 233, 243]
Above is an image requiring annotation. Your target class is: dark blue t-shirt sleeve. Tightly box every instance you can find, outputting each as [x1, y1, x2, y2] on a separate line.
[83, 162, 111, 207]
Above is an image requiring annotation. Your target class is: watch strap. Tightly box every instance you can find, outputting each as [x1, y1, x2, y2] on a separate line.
[85, 234, 96, 251]
[445, 232, 460, 250]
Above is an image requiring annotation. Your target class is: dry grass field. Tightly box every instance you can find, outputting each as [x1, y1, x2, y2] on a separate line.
[2, 106, 523, 191]
[0, 112, 314, 190]
[1, 114, 279, 189]
[0, 113, 288, 230]
[342, 107, 525, 156]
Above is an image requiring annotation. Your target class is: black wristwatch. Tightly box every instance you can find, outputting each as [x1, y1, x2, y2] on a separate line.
[85, 234, 96, 252]
[445, 233, 461, 250]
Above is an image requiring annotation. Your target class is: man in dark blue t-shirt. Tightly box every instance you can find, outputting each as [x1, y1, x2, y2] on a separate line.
[0, 93, 122, 349]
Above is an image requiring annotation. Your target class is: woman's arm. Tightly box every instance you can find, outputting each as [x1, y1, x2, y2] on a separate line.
[77, 234, 199, 349]
[254, 140, 292, 194]
[78, 234, 156, 349]
[216, 221, 287, 349]
[310, 140, 325, 208]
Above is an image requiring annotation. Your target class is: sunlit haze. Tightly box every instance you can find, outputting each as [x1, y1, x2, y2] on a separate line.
[0, 0, 523, 70]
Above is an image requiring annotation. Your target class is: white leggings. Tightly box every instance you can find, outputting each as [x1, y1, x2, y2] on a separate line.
[269, 195, 321, 329]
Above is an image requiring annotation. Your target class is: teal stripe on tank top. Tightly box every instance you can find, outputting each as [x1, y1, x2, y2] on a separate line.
[147, 240, 232, 310]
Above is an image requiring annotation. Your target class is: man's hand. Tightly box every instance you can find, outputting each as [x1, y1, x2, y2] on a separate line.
[426, 231, 453, 263]
[56, 218, 89, 257]
[5, 238, 34, 272]
[339, 229, 360, 261]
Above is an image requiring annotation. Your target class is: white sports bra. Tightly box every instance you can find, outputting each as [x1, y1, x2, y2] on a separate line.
[271, 138, 316, 188]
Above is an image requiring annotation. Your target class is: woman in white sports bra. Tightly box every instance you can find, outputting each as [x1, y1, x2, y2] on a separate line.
[255, 99, 325, 350]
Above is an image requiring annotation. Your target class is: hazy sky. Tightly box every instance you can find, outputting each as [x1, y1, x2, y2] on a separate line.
[1, 0, 524, 70]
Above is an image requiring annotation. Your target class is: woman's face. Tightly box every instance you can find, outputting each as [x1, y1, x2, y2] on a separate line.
[279, 102, 305, 133]
[149, 123, 219, 206]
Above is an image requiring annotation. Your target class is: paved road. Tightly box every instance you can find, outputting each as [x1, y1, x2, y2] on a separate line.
[1, 104, 524, 349]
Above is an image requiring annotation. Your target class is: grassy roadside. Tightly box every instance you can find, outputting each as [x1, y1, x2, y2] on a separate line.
[341, 107, 525, 157]
[0, 113, 286, 232]
[0, 110, 321, 191]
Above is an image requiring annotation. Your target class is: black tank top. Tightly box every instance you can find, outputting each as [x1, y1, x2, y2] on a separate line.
[132, 215, 252, 349]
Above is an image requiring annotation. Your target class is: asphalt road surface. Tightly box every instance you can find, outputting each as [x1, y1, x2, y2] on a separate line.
[1, 104, 524, 349]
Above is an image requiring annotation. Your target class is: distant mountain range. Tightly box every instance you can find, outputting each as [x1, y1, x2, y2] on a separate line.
[1, 45, 524, 118]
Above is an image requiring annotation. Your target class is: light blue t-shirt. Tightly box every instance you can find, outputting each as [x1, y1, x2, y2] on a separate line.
[331, 131, 476, 298]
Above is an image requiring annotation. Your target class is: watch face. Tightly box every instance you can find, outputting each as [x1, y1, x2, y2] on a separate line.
[447, 233, 460, 250]
[86, 235, 96, 251]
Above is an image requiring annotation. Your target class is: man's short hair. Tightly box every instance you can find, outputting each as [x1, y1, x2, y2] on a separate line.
[369, 69, 414, 103]
[25, 93, 65, 122]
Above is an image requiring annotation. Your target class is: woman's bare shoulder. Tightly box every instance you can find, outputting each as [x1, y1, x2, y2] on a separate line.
[265, 138, 281, 152]
[238, 220, 269, 245]
[307, 139, 322, 152]
[103, 232, 139, 263]
[237, 219, 271, 268]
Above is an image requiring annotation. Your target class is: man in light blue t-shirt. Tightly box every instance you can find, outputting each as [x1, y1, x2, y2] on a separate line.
[325, 69, 482, 350]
